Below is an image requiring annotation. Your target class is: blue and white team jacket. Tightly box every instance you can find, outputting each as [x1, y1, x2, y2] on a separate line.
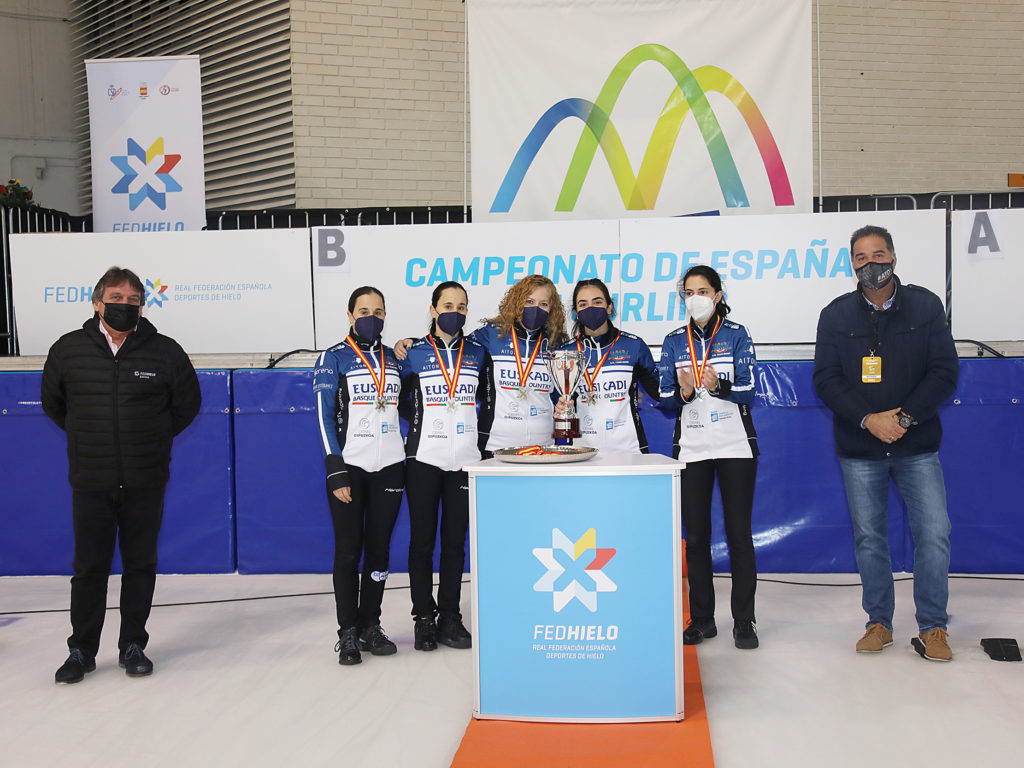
[313, 332, 405, 489]
[470, 322, 554, 451]
[556, 325, 661, 454]
[400, 332, 489, 471]
[659, 317, 759, 462]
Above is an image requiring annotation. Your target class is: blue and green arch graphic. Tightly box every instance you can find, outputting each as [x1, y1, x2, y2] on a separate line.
[490, 43, 794, 213]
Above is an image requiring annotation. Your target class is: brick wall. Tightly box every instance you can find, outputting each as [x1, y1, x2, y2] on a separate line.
[290, 0, 467, 208]
[815, 0, 1024, 196]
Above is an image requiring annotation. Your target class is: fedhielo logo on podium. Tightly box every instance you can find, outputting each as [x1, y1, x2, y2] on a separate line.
[533, 527, 617, 612]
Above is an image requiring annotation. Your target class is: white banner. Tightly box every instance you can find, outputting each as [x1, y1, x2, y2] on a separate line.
[951, 209, 1024, 341]
[10, 230, 314, 355]
[468, 0, 812, 222]
[313, 210, 945, 348]
[86, 56, 206, 232]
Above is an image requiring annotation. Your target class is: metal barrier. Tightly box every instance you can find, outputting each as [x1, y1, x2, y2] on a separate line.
[814, 193, 918, 213]
[1, 205, 91, 355]
[929, 190, 1024, 211]
[3, 193, 1023, 355]
[212, 205, 470, 230]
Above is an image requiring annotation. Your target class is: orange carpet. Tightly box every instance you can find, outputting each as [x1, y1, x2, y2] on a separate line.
[451, 546, 714, 767]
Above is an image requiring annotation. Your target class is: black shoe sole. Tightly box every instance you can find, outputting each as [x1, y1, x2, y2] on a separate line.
[683, 626, 717, 645]
[119, 660, 153, 676]
[55, 670, 93, 684]
[55, 660, 96, 684]
[437, 636, 472, 650]
[360, 643, 397, 656]
[414, 641, 438, 651]
[733, 634, 759, 650]
[338, 655, 362, 666]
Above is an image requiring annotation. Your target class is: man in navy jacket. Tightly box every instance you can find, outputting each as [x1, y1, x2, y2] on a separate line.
[813, 225, 958, 662]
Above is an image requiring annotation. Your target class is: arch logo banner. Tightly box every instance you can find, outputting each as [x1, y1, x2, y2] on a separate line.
[468, 0, 811, 221]
[86, 56, 206, 233]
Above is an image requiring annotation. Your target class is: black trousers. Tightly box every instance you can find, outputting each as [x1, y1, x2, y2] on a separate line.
[681, 458, 758, 622]
[406, 458, 469, 619]
[327, 461, 404, 634]
[69, 486, 166, 658]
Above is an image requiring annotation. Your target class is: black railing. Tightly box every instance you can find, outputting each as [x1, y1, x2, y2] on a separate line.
[4, 192, 1023, 355]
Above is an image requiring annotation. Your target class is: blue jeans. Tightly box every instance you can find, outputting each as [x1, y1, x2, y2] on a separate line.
[839, 452, 951, 633]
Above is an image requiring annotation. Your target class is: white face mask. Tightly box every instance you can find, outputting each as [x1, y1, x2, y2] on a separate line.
[685, 294, 716, 325]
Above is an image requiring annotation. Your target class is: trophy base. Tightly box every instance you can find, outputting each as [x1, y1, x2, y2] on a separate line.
[552, 418, 580, 440]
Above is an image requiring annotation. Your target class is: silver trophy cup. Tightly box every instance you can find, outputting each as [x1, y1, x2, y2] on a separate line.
[546, 349, 587, 440]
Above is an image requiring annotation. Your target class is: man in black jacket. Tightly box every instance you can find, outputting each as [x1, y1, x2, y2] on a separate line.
[813, 225, 959, 662]
[41, 266, 201, 683]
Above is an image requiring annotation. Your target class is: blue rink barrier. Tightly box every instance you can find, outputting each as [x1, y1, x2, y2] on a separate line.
[0, 370, 234, 575]
[232, 369, 422, 575]
[0, 359, 1021, 575]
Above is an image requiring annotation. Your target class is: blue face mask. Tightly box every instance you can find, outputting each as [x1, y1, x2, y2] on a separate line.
[520, 305, 548, 332]
[576, 305, 608, 332]
[354, 314, 384, 342]
[436, 311, 466, 336]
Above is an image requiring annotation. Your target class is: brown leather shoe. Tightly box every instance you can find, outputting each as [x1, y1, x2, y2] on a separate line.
[856, 623, 893, 653]
[919, 628, 952, 662]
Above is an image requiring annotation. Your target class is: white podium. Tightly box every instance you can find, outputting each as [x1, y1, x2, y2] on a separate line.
[467, 452, 683, 723]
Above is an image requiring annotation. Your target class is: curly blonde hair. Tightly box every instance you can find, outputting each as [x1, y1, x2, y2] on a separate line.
[483, 274, 567, 346]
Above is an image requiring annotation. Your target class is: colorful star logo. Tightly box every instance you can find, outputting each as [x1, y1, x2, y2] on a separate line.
[145, 278, 168, 308]
[533, 527, 617, 612]
[110, 137, 182, 211]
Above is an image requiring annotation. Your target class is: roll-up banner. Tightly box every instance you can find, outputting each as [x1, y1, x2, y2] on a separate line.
[85, 56, 206, 233]
[312, 210, 945, 349]
[468, 0, 812, 222]
[9, 230, 314, 355]
[951, 209, 1024, 341]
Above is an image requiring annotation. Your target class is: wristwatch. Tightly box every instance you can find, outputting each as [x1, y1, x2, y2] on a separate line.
[897, 410, 914, 429]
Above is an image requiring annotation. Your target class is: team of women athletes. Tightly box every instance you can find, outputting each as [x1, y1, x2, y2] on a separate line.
[314, 267, 761, 665]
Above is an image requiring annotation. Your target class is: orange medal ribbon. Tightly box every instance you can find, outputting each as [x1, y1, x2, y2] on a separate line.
[577, 332, 620, 393]
[428, 335, 465, 407]
[685, 317, 722, 390]
[346, 335, 387, 407]
[511, 329, 544, 396]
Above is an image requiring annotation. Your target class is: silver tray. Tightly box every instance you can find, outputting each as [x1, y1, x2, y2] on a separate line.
[493, 445, 598, 464]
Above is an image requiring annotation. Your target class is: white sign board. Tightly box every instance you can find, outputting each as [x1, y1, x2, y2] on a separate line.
[468, 0, 812, 221]
[86, 56, 206, 232]
[313, 210, 946, 348]
[951, 209, 1024, 341]
[10, 230, 314, 355]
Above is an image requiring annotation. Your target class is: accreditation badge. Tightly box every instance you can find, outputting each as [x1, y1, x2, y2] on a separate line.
[862, 356, 882, 383]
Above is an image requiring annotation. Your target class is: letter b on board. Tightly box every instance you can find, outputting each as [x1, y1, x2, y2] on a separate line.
[317, 228, 350, 271]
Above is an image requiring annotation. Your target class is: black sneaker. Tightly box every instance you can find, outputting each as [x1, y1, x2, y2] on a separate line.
[335, 627, 362, 665]
[119, 642, 154, 677]
[414, 616, 438, 652]
[55, 648, 96, 684]
[733, 620, 759, 650]
[359, 624, 398, 656]
[437, 613, 472, 649]
[683, 617, 717, 645]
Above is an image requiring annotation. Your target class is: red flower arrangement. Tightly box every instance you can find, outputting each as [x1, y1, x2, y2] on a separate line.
[0, 179, 38, 207]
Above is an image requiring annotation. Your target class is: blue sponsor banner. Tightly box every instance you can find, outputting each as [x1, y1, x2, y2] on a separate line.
[474, 472, 679, 720]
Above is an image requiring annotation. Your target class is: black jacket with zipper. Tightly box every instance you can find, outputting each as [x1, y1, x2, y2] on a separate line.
[41, 315, 201, 490]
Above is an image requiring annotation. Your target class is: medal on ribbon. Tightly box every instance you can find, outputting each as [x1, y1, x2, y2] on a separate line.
[429, 335, 465, 412]
[685, 317, 722, 400]
[347, 335, 388, 410]
[511, 328, 543, 400]
[577, 333, 619, 408]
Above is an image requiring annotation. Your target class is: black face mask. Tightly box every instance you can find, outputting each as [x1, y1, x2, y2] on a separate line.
[101, 302, 140, 332]
[855, 260, 895, 292]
